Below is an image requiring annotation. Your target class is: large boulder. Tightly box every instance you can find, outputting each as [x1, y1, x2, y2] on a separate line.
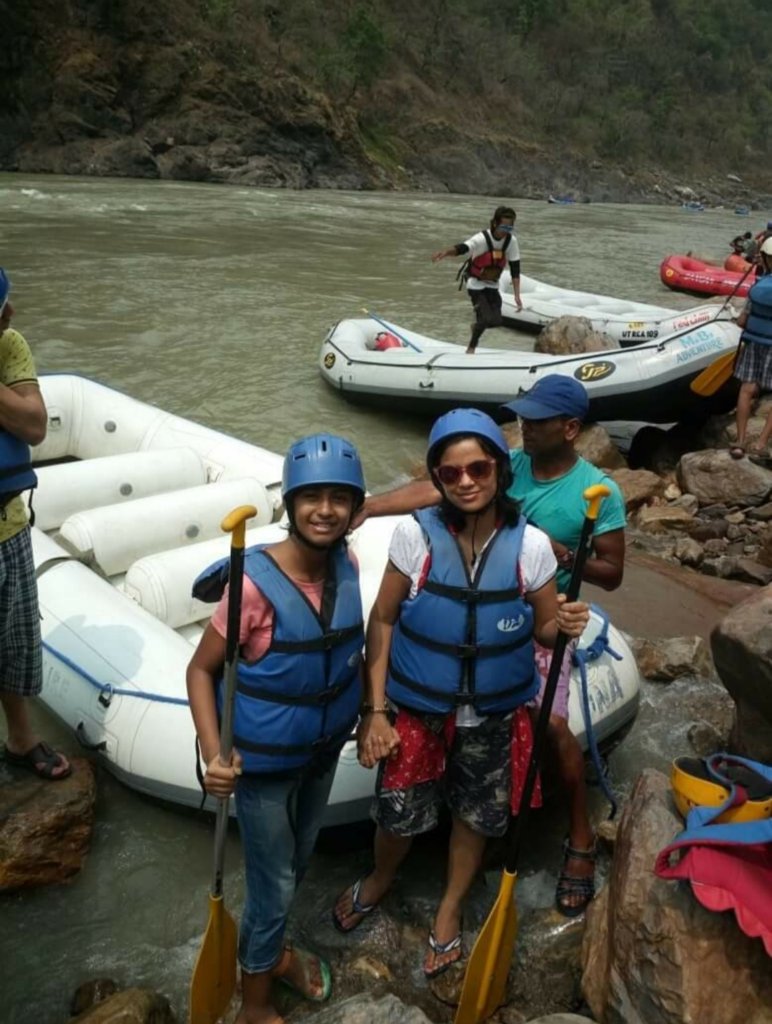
[0, 758, 96, 890]
[71, 988, 176, 1023]
[609, 468, 665, 512]
[677, 450, 772, 507]
[303, 993, 433, 1024]
[711, 583, 772, 760]
[534, 316, 617, 355]
[575, 425, 626, 471]
[581, 770, 772, 1024]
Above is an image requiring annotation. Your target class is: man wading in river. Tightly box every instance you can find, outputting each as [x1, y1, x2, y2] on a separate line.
[432, 206, 524, 355]
[351, 376, 626, 916]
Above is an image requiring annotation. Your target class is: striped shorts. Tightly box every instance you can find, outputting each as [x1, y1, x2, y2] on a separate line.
[734, 340, 772, 391]
[0, 527, 43, 697]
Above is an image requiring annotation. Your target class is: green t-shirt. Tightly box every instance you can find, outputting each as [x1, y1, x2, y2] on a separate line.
[0, 327, 38, 544]
[508, 449, 626, 591]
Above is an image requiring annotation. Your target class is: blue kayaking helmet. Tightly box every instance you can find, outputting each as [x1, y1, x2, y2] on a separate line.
[282, 433, 366, 508]
[426, 408, 509, 472]
[0, 269, 9, 312]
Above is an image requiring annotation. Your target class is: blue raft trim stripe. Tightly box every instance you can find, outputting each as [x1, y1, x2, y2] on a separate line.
[41, 639, 190, 707]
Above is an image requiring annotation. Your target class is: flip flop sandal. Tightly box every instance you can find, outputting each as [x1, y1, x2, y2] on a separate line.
[275, 943, 332, 1003]
[331, 877, 379, 934]
[3, 741, 72, 780]
[423, 930, 463, 980]
[555, 837, 596, 919]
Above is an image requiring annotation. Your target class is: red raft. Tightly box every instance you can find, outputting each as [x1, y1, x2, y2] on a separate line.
[660, 254, 755, 298]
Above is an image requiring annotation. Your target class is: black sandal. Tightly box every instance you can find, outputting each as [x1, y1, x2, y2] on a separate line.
[555, 837, 596, 918]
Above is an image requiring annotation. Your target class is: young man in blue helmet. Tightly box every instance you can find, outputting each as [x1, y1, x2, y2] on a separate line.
[350, 375, 626, 916]
[188, 434, 367, 1024]
[432, 206, 524, 354]
[0, 269, 71, 781]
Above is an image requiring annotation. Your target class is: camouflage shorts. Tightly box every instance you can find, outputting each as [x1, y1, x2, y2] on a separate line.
[372, 711, 512, 839]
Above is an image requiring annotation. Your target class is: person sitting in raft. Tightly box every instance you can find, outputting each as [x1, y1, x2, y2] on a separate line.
[332, 409, 590, 978]
[187, 434, 367, 1024]
[432, 206, 524, 355]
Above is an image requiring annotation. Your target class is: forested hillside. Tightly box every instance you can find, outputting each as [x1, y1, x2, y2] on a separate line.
[1, 0, 770, 200]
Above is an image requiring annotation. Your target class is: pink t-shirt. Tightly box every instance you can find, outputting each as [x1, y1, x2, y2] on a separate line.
[210, 551, 359, 662]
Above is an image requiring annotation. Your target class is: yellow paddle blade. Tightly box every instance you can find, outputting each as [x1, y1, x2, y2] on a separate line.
[189, 894, 238, 1024]
[454, 870, 519, 1024]
[690, 349, 737, 396]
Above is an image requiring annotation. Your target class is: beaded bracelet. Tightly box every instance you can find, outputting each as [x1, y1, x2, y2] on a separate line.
[360, 703, 390, 715]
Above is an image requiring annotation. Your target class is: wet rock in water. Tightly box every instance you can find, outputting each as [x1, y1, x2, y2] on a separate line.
[304, 992, 433, 1024]
[687, 719, 726, 756]
[673, 535, 703, 567]
[523, 1017, 597, 1024]
[508, 907, 585, 1019]
[70, 987, 176, 1023]
[608, 468, 665, 512]
[70, 979, 119, 1016]
[636, 505, 694, 534]
[677, 449, 772, 507]
[731, 556, 772, 586]
[581, 770, 772, 1024]
[348, 955, 393, 982]
[0, 758, 95, 890]
[574, 425, 626, 471]
[534, 316, 617, 355]
[701, 554, 739, 579]
[630, 636, 714, 682]
[711, 583, 772, 760]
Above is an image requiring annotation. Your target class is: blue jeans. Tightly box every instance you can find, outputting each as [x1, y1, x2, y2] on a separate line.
[234, 766, 336, 973]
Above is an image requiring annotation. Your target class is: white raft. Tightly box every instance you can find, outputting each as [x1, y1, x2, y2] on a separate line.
[320, 310, 740, 424]
[29, 375, 640, 826]
[499, 272, 726, 345]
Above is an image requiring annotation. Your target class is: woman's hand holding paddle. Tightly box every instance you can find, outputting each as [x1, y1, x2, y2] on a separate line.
[555, 594, 590, 638]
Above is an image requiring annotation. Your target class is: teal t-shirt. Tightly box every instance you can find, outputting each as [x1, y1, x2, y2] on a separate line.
[508, 450, 626, 590]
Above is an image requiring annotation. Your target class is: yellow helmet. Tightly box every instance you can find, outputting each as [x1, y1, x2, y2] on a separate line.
[671, 755, 772, 824]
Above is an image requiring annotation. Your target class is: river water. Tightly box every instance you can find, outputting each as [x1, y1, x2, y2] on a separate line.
[0, 175, 755, 1022]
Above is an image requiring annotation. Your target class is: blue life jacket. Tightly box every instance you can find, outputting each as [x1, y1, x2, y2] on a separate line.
[386, 508, 539, 715]
[195, 542, 363, 775]
[742, 276, 772, 347]
[0, 430, 37, 506]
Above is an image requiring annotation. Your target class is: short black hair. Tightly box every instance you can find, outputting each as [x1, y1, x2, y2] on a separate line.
[492, 206, 516, 225]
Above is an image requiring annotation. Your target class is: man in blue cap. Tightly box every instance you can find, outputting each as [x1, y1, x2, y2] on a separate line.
[355, 374, 626, 916]
[0, 269, 71, 781]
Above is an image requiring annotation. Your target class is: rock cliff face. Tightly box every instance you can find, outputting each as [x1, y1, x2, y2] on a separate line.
[2, 1, 770, 204]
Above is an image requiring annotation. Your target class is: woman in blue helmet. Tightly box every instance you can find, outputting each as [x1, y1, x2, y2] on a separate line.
[187, 434, 366, 1024]
[332, 409, 589, 978]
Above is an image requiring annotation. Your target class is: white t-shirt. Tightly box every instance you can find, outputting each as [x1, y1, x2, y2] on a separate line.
[462, 229, 521, 291]
[388, 517, 556, 726]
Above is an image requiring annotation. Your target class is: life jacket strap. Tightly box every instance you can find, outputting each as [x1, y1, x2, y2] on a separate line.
[269, 622, 362, 654]
[236, 676, 353, 707]
[422, 579, 522, 603]
[234, 719, 355, 757]
[389, 662, 525, 708]
[400, 621, 529, 658]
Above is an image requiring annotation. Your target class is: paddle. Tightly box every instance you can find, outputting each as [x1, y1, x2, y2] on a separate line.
[189, 503, 257, 1024]
[690, 263, 756, 397]
[361, 307, 422, 352]
[453, 483, 610, 1024]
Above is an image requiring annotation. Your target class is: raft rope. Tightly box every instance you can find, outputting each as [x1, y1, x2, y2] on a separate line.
[572, 604, 623, 819]
[41, 639, 190, 707]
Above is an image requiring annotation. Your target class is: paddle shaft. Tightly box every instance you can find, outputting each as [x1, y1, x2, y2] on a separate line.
[505, 484, 609, 873]
[362, 308, 422, 352]
[210, 507, 254, 900]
